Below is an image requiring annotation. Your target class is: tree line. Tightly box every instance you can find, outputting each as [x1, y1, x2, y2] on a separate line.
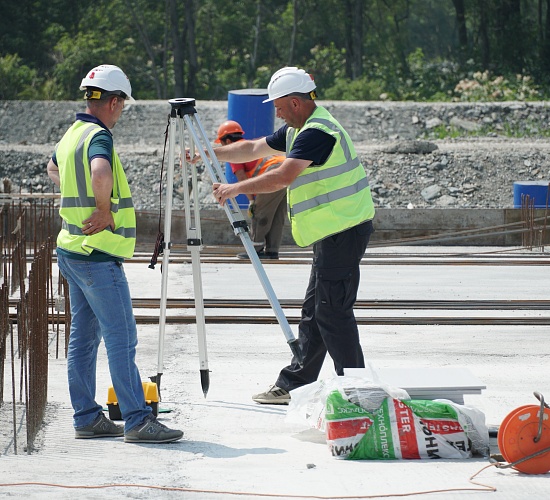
[1, 0, 550, 102]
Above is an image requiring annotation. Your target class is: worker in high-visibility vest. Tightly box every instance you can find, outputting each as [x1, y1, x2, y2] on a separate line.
[215, 120, 286, 260]
[203, 67, 376, 405]
[47, 64, 183, 443]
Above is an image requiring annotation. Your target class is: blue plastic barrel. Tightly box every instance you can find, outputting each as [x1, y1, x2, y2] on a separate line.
[513, 181, 550, 208]
[225, 89, 275, 208]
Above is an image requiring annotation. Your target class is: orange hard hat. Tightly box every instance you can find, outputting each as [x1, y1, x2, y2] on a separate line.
[215, 120, 245, 143]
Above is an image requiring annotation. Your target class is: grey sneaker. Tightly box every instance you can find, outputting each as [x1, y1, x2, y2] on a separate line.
[252, 385, 290, 404]
[75, 413, 124, 439]
[124, 414, 183, 444]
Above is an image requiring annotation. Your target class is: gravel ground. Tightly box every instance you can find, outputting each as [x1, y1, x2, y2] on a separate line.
[2, 100, 550, 210]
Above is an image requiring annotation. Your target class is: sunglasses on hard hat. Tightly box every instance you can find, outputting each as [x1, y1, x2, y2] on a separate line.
[85, 89, 128, 100]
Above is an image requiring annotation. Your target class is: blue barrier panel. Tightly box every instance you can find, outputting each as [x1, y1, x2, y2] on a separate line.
[513, 181, 550, 208]
[225, 89, 275, 208]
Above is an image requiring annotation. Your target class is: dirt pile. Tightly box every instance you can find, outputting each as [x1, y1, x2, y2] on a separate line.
[2, 100, 550, 209]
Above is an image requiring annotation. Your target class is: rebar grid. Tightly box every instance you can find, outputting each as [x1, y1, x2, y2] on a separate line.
[1, 197, 67, 455]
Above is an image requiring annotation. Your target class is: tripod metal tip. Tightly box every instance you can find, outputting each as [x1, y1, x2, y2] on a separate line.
[200, 369, 210, 398]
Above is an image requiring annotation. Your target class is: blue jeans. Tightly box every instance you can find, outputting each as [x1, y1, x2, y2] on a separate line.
[57, 253, 152, 431]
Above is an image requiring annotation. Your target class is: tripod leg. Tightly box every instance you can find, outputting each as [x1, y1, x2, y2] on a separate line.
[190, 246, 210, 396]
[155, 113, 179, 393]
[183, 112, 303, 366]
[181, 125, 210, 397]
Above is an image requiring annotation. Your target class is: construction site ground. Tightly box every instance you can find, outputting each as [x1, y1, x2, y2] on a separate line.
[2, 244, 550, 499]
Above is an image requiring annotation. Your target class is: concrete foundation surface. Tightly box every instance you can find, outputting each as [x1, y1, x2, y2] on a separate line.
[1, 245, 550, 499]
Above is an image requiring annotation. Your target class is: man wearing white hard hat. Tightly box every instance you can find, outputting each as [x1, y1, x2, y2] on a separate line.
[209, 66, 376, 404]
[47, 64, 183, 442]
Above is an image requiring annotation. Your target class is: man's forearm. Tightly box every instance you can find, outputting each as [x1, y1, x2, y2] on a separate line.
[80, 158, 116, 233]
[91, 167, 114, 212]
[234, 171, 288, 194]
[213, 138, 273, 163]
[47, 159, 60, 187]
[213, 157, 310, 206]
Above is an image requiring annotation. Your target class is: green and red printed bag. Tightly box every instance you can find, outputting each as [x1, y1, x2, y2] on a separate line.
[325, 389, 488, 460]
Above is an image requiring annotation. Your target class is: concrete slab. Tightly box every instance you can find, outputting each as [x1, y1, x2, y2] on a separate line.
[1, 247, 550, 499]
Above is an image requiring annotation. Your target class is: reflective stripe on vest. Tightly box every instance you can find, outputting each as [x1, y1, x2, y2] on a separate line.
[286, 106, 375, 247]
[55, 121, 136, 258]
[61, 196, 134, 211]
[61, 220, 136, 238]
[291, 176, 370, 215]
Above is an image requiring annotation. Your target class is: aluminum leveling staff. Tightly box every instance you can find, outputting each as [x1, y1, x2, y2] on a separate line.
[205, 66, 376, 405]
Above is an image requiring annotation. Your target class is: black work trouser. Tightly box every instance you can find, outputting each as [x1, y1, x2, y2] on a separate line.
[276, 220, 374, 392]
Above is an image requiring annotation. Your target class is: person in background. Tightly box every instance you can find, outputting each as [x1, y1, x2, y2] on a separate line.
[215, 120, 286, 260]
[205, 67, 376, 404]
[47, 64, 183, 443]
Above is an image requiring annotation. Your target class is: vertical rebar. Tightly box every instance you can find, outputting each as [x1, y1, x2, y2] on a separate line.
[0, 280, 7, 404]
[1, 195, 60, 455]
[9, 321, 17, 455]
[542, 183, 549, 252]
[25, 243, 51, 452]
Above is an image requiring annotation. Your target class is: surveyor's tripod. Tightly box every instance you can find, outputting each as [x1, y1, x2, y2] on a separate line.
[152, 98, 302, 397]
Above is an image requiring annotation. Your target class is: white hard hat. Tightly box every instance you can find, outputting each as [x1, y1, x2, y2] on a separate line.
[263, 67, 317, 103]
[80, 64, 135, 103]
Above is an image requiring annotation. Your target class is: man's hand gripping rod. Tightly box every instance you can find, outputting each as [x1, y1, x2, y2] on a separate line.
[175, 98, 303, 366]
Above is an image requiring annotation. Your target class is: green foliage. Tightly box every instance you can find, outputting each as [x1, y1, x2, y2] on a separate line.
[321, 49, 462, 102]
[324, 76, 386, 101]
[422, 118, 550, 140]
[304, 43, 346, 92]
[500, 120, 550, 138]
[321, 48, 550, 103]
[0, 54, 39, 100]
[423, 125, 463, 140]
[52, 33, 118, 100]
[3, 0, 550, 102]
[396, 49, 462, 101]
[452, 71, 545, 101]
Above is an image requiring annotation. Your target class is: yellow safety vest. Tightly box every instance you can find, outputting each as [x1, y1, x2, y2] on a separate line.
[55, 121, 136, 258]
[286, 106, 375, 247]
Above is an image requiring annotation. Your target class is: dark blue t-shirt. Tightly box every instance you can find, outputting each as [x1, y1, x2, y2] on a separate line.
[266, 125, 335, 166]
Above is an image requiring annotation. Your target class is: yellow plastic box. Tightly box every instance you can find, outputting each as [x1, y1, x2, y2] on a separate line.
[106, 381, 159, 420]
